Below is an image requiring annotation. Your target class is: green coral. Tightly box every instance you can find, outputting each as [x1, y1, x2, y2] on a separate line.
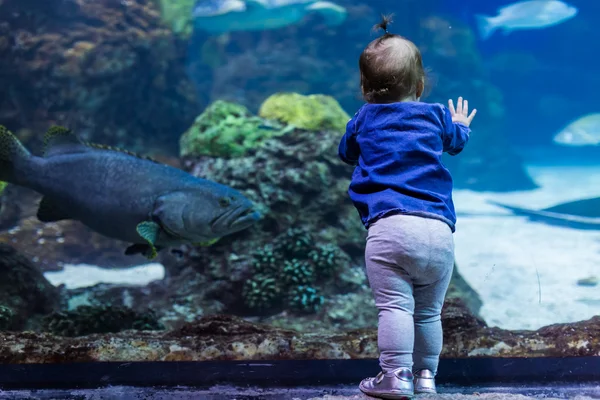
[281, 259, 316, 286]
[179, 100, 292, 158]
[251, 245, 282, 275]
[274, 227, 314, 258]
[0, 305, 14, 331]
[242, 227, 347, 315]
[242, 274, 282, 311]
[42, 305, 164, 337]
[308, 243, 343, 278]
[153, 0, 196, 37]
[288, 285, 324, 314]
[258, 92, 351, 132]
[0, 181, 7, 196]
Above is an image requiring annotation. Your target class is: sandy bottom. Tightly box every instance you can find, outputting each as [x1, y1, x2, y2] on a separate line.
[44, 263, 165, 289]
[453, 164, 600, 330]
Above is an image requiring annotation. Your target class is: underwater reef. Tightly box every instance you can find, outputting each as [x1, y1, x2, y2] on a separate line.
[132, 92, 481, 331]
[0, 244, 62, 331]
[0, 0, 199, 153]
[1, 298, 598, 364]
[0, 0, 534, 191]
[176, 93, 459, 324]
[184, 7, 535, 192]
[0, 93, 482, 334]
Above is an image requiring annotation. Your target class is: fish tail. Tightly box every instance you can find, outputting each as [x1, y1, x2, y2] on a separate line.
[475, 14, 496, 40]
[0, 125, 32, 185]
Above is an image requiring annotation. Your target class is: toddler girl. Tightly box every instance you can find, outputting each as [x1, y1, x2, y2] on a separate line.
[338, 15, 477, 399]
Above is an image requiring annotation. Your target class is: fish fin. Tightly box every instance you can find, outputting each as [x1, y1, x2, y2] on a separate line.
[83, 142, 161, 164]
[475, 14, 496, 40]
[135, 221, 161, 259]
[193, 237, 220, 247]
[43, 125, 161, 164]
[0, 125, 32, 183]
[36, 196, 72, 222]
[43, 126, 90, 157]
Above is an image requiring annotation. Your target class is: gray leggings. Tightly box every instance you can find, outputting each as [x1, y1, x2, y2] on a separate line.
[365, 214, 455, 374]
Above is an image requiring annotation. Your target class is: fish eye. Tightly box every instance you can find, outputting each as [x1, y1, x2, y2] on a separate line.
[219, 197, 231, 207]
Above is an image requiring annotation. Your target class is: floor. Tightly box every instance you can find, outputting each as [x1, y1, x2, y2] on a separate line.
[1, 383, 599, 399]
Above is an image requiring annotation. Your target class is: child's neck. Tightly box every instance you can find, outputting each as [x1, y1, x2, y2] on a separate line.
[368, 94, 420, 105]
[399, 94, 419, 102]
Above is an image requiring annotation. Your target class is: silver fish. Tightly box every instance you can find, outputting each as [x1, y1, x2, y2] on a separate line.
[476, 0, 578, 40]
[553, 114, 600, 147]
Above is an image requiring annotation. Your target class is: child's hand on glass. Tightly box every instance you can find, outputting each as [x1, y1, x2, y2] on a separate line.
[448, 97, 477, 127]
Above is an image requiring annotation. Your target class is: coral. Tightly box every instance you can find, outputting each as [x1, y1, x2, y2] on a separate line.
[274, 227, 315, 258]
[2, 303, 600, 364]
[185, 10, 372, 113]
[0, 0, 199, 153]
[258, 92, 350, 132]
[179, 100, 293, 158]
[0, 305, 14, 331]
[242, 274, 282, 311]
[251, 245, 282, 275]
[239, 227, 345, 315]
[62, 266, 228, 331]
[152, 0, 196, 37]
[185, 4, 534, 192]
[174, 101, 482, 325]
[308, 243, 343, 278]
[288, 285, 324, 314]
[281, 259, 315, 286]
[0, 244, 61, 330]
[42, 305, 164, 337]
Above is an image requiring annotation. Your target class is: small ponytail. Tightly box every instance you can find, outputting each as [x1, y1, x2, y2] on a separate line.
[372, 14, 394, 35]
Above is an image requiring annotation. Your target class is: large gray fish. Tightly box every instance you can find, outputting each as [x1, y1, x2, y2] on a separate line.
[0, 125, 261, 259]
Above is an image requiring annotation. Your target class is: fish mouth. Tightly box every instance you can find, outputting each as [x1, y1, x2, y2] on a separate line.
[211, 205, 261, 233]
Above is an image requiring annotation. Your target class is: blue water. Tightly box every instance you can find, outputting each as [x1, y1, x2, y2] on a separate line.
[444, 0, 600, 147]
[1, 0, 600, 390]
[188, 0, 599, 148]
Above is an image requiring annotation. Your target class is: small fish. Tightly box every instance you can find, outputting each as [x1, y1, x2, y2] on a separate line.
[553, 113, 600, 147]
[192, 0, 347, 35]
[476, 0, 578, 40]
[0, 125, 261, 259]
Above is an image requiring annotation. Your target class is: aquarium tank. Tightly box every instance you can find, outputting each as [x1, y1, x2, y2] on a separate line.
[0, 0, 598, 396]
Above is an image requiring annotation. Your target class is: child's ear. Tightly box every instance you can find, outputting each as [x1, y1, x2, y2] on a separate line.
[416, 79, 424, 98]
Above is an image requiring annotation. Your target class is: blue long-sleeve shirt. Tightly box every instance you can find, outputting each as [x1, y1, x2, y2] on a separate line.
[338, 101, 470, 232]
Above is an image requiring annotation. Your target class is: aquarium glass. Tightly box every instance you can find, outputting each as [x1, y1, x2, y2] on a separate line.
[0, 0, 597, 367]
